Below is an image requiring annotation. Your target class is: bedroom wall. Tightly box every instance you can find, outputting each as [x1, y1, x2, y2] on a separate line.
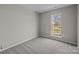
[39, 5, 77, 45]
[0, 5, 39, 50]
[78, 5, 79, 47]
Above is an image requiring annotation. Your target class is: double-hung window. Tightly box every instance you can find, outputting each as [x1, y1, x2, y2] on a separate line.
[51, 13, 63, 38]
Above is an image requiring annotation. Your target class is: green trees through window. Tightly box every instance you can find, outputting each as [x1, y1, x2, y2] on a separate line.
[51, 13, 63, 38]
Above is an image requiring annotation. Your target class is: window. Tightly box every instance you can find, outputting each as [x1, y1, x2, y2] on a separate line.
[51, 13, 63, 38]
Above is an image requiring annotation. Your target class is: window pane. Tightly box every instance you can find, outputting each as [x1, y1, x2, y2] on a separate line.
[51, 13, 63, 38]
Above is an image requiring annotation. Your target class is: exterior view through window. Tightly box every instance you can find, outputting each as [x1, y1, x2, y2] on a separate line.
[51, 13, 63, 38]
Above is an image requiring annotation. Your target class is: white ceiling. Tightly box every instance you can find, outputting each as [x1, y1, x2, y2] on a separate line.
[20, 4, 73, 13]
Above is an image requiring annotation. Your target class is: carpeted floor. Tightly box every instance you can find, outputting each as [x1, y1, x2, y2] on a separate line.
[0, 37, 79, 54]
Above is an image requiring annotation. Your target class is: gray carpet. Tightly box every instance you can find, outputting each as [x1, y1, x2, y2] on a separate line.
[0, 37, 79, 54]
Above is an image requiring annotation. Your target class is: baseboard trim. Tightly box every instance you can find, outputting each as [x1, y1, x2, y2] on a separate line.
[40, 36, 77, 46]
[0, 35, 38, 52]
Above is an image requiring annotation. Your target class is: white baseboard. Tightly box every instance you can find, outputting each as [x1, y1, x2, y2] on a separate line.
[0, 35, 38, 52]
[40, 36, 77, 45]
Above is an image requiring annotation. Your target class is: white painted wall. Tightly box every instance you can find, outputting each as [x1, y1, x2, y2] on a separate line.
[0, 5, 39, 50]
[39, 5, 77, 45]
[76, 4, 79, 48]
